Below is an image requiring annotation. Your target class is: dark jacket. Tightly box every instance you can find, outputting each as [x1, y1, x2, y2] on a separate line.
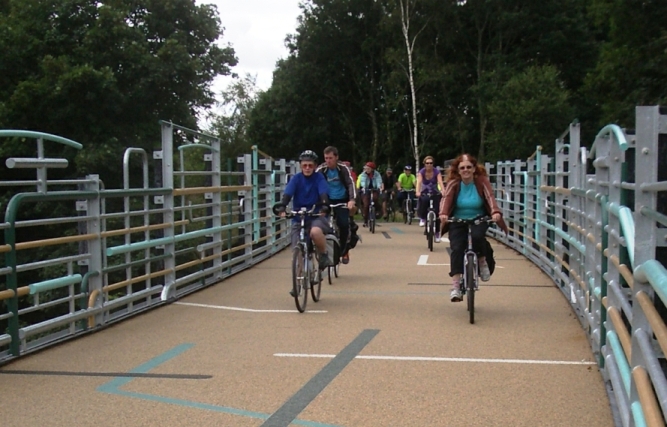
[439, 175, 509, 235]
[316, 161, 357, 202]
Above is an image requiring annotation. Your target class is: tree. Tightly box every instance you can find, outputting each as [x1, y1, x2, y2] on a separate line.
[207, 73, 260, 159]
[0, 0, 237, 186]
[486, 65, 573, 161]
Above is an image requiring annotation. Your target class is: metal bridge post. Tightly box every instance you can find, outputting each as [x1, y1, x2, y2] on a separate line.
[159, 122, 176, 300]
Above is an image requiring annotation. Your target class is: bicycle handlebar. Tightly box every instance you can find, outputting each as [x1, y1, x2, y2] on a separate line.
[329, 203, 349, 209]
[272, 203, 323, 218]
[447, 216, 494, 225]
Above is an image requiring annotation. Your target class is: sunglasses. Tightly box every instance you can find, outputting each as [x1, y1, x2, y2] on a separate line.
[424, 162, 433, 165]
[459, 165, 473, 170]
[301, 164, 315, 169]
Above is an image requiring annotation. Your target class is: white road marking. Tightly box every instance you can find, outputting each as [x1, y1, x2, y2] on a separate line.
[418, 255, 504, 268]
[417, 255, 449, 266]
[273, 353, 596, 366]
[175, 302, 327, 313]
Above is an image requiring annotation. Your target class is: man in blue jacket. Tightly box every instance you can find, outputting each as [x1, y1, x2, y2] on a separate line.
[277, 150, 331, 296]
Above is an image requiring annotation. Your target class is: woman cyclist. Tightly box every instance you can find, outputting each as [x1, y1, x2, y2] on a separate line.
[438, 153, 508, 302]
[416, 156, 446, 242]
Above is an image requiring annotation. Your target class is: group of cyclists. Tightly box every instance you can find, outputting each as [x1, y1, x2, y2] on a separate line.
[276, 147, 507, 303]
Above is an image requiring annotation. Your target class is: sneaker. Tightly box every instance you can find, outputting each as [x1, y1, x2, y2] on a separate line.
[341, 253, 350, 264]
[318, 252, 330, 270]
[435, 232, 441, 243]
[419, 219, 425, 227]
[450, 279, 462, 302]
[479, 259, 491, 282]
[363, 221, 368, 228]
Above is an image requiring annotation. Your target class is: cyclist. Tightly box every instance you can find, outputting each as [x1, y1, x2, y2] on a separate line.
[276, 150, 332, 296]
[381, 167, 396, 219]
[416, 156, 446, 242]
[396, 165, 417, 216]
[316, 146, 357, 264]
[438, 153, 508, 302]
[358, 162, 383, 227]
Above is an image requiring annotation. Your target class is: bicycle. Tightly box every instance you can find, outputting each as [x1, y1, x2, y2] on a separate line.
[447, 216, 494, 324]
[273, 204, 324, 313]
[424, 193, 439, 252]
[401, 189, 416, 225]
[327, 203, 348, 284]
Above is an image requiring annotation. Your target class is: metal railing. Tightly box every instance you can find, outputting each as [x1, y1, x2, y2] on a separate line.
[0, 124, 296, 362]
[2, 107, 666, 426]
[487, 106, 667, 427]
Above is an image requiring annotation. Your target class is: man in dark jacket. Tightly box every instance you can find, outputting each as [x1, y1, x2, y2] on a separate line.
[317, 146, 357, 264]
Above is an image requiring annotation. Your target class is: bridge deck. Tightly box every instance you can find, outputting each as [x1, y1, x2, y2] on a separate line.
[0, 222, 613, 427]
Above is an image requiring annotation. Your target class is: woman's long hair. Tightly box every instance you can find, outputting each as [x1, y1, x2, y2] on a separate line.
[446, 153, 487, 182]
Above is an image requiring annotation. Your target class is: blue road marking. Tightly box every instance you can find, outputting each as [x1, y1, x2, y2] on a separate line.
[391, 227, 404, 234]
[97, 343, 342, 427]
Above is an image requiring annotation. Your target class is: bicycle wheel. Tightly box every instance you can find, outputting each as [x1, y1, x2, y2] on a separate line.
[465, 253, 476, 324]
[311, 253, 322, 302]
[427, 220, 434, 252]
[327, 266, 333, 285]
[403, 200, 408, 224]
[292, 248, 308, 312]
[334, 263, 339, 277]
[370, 206, 376, 233]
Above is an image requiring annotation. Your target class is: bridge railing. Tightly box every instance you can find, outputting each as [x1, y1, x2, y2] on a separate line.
[488, 106, 667, 427]
[0, 124, 296, 363]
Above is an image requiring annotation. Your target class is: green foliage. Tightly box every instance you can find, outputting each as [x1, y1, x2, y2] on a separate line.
[0, 0, 237, 187]
[583, 0, 667, 127]
[486, 66, 574, 161]
[246, 0, 603, 166]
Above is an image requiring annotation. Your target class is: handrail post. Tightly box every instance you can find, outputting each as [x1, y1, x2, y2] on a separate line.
[159, 122, 176, 301]
[630, 106, 665, 413]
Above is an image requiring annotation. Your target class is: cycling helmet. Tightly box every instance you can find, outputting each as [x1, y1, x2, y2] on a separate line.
[404, 165, 412, 170]
[299, 150, 318, 162]
[365, 161, 376, 169]
[342, 160, 351, 166]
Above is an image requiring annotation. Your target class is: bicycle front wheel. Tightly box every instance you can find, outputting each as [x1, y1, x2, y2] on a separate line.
[369, 207, 376, 234]
[403, 201, 408, 224]
[292, 248, 308, 312]
[466, 253, 476, 324]
[427, 221, 434, 252]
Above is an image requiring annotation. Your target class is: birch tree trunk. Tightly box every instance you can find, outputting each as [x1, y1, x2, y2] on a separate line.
[399, 0, 426, 170]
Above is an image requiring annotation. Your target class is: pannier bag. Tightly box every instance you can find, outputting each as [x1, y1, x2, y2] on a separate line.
[325, 234, 340, 266]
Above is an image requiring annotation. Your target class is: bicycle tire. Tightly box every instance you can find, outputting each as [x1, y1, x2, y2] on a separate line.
[370, 206, 376, 234]
[311, 253, 322, 302]
[327, 266, 333, 285]
[403, 200, 408, 224]
[427, 220, 434, 252]
[292, 248, 308, 312]
[466, 253, 476, 324]
[334, 263, 339, 278]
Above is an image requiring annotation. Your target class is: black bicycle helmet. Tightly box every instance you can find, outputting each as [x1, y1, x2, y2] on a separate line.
[404, 165, 412, 170]
[299, 150, 318, 162]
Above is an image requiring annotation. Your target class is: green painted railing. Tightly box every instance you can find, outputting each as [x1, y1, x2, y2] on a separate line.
[487, 106, 667, 427]
[0, 123, 295, 362]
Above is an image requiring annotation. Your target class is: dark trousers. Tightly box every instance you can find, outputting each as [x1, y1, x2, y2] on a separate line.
[332, 205, 350, 255]
[448, 221, 489, 276]
[418, 193, 442, 231]
[396, 191, 416, 212]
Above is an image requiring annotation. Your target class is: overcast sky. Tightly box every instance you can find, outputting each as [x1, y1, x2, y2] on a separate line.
[198, 0, 303, 94]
